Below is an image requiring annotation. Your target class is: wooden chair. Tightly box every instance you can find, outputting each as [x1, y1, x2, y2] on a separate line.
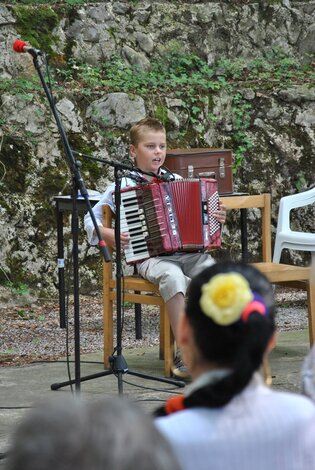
[223, 193, 315, 346]
[102, 205, 175, 377]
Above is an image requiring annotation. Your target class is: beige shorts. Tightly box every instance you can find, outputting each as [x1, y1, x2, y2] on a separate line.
[137, 252, 215, 302]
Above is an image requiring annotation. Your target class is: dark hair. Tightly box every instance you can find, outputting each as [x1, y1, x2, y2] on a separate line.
[129, 117, 166, 146]
[184, 261, 276, 408]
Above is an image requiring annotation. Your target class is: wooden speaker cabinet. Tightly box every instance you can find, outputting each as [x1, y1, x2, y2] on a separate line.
[165, 148, 233, 194]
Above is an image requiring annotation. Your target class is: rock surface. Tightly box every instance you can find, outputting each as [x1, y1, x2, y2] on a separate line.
[0, 1, 314, 293]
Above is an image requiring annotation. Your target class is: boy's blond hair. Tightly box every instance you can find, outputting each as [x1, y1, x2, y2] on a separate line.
[129, 118, 166, 146]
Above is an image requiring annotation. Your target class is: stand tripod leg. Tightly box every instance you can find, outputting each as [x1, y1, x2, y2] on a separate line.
[50, 354, 185, 391]
[126, 369, 186, 387]
[51, 369, 113, 391]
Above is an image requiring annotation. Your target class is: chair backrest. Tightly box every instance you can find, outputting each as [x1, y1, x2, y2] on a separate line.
[222, 193, 272, 262]
[277, 187, 315, 232]
[102, 205, 113, 279]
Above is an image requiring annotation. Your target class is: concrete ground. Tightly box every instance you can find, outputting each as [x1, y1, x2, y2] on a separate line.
[0, 328, 311, 467]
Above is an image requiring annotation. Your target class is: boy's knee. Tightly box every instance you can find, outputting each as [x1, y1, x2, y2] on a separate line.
[159, 272, 190, 302]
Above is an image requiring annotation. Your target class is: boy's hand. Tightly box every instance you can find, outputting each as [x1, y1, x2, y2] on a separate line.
[120, 232, 130, 249]
[213, 202, 226, 224]
[98, 226, 130, 250]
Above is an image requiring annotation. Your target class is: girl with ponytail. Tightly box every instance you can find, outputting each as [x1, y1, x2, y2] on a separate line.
[155, 261, 315, 470]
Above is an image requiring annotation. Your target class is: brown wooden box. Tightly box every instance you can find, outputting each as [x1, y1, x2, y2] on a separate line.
[165, 148, 233, 194]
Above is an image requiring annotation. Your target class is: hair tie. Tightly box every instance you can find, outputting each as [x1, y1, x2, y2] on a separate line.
[241, 292, 268, 322]
[164, 395, 185, 415]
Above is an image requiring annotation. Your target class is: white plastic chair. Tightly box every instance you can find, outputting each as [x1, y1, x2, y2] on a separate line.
[273, 187, 315, 264]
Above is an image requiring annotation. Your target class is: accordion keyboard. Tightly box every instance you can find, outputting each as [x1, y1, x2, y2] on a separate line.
[120, 189, 150, 263]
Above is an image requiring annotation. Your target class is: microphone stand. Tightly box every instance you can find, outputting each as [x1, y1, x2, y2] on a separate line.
[28, 50, 184, 393]
[29, 51, 111, 394]
[51, 156, 185, 393]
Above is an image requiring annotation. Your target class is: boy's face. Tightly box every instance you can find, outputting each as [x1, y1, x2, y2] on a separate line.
[130, 130, 166, 174]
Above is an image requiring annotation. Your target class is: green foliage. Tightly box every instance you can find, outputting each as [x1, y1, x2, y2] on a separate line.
[16, 308, 45, 321]
[155, 105, 169, 126]
[85, 52, 222, 95]
[14, 283, 30, 295]
[216, 51, 314, 86]
[56, 59, 103, 88]
[3, 281, 30, 296]
[231, 93, 254, 173]
[50, 47, 315, 167]
[1, 348, 17, 357]
[294, 173, 307, 192]
[0, 77, 41, 97]
[53, 51, 230, 143]
[63, 0, 86, 4]
[56, 48, 314, 105]
[13, 5, 59, 53]
[17, 309, 28, 318]
[6, 0, 88, 4]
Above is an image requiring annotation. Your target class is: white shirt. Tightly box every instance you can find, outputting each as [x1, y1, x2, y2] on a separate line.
[155, 373, 315, 470]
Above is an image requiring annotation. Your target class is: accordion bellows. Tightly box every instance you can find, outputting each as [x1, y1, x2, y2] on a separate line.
[120, 178, 222, 265]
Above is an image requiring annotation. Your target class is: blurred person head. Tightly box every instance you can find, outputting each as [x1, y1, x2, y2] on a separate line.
[177, 261, 276, 408]
[6, 396, 180, 470]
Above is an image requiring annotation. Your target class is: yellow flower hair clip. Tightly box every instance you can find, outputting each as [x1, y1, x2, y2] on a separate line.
[199, 272, 253, 326]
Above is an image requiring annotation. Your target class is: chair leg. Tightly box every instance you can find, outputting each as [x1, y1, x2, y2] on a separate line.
[261, 357, 272, 386]
[103, 296, 114, 368]
[134, 299, 143, 340]
[272, 240, 283, 263]
[159, 305, 165, 361]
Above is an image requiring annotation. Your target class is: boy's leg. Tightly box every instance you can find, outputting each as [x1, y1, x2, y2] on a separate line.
[165, 292, 185, 342]
[181, 252, 215, 278]
[136, 256, 195, 380]
[137, 257, 190, 342]
[137, 253, 215, 340]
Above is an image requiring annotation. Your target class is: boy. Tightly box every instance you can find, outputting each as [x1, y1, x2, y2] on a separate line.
[84, 118, 226, 379]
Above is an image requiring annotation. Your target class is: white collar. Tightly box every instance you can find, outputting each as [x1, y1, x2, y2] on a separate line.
[185, 370, 264, 398]
[185, 369, 232, 397]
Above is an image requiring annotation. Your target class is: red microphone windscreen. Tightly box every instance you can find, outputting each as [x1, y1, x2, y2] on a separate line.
[13, 39, 28, 53]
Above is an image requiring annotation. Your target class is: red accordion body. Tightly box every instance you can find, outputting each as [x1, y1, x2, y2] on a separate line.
[120, 178, 221, 265]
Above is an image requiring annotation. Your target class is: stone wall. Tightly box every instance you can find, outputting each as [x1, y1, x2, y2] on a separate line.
[0, 1, 314, 294]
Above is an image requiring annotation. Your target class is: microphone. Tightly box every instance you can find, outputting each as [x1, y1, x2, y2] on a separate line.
[13, 39, 42, 57]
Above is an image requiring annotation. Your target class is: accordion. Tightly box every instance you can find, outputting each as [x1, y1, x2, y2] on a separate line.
[119, 178, 221, 265]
